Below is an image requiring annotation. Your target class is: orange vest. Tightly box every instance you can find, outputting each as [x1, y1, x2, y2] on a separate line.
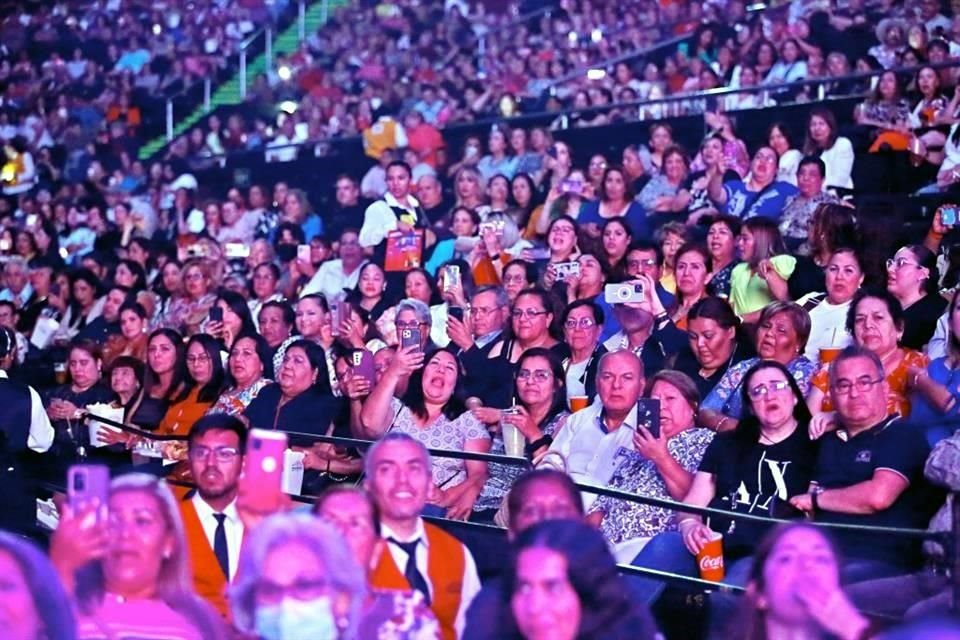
[179, 496, 230, 618]
[369, 522, 466, 640]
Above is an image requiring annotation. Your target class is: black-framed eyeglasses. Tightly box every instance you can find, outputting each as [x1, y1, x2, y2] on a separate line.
[831, 377, 884, 395]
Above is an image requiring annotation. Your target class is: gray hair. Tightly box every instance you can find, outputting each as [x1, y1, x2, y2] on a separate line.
[3, 256, 26, 273]
[229, 513, 366, 636]
[396, 298, 431, 326]
[472, 285, 510, 310]
[596, 349, 644, 380]
[75, 473, 226, 638]
[363, 431, 432, 479]
[827, 345, 885, 390]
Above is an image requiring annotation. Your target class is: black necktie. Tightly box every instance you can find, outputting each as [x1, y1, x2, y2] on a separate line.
[213, 513, 229, 578]
[389, 538, 430, 605]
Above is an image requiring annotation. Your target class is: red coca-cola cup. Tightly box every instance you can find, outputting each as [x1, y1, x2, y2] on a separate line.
[696, 531, 725, 582]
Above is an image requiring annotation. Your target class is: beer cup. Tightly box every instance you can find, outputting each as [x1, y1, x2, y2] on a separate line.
[569, 395, 589, 412]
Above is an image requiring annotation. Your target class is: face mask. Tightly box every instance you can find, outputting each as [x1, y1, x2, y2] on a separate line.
[254, 596, 338, 640]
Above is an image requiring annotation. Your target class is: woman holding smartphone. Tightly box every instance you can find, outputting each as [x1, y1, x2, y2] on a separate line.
[360, 347, 491, 520]
[49, 473, 227, 639]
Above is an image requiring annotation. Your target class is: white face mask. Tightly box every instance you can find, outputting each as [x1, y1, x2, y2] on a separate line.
[254, 595, 339, 640]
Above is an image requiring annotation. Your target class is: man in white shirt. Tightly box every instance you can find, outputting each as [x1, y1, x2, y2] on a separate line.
[180, 414, 246, 618]
[447, 286, 509, 354]
[0, 257, 33, 309]
[548, 350, 645, 510]
[367, 433, 480, 640]
[301, 228, 367, 300]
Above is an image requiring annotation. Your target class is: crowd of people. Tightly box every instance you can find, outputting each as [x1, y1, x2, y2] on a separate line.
[4, 1, 960, 640]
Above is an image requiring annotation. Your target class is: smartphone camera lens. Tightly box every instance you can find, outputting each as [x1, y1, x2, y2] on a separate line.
[74, 473, 86, 491]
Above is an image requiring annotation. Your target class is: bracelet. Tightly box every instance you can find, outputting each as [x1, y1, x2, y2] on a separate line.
[525, 435, 553, 460]
[677, 518, 699, 530]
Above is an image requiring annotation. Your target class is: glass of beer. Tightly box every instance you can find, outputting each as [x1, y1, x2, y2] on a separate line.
[54, 362, 67, 385]
[569, 395, 589, 412]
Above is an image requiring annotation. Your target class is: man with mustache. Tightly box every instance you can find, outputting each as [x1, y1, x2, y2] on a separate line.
[367, 432, 480, 640]
[180, 413, 246, 618]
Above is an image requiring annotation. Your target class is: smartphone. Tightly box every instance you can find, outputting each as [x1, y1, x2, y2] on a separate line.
[527, 247, 551, 261]
[637, 399, 661, 439]
[443, 264, 461, 291]
[554, 261, 580, 281]
[351, 349, 376, 386]
[604, 282, 645, 304]
[224, 242, 251, 259]
[209, 306, 223, 323]
[0, 238, 10, 252]
[297, 244, 311, 263]
[448, 306, 465, 322]
[25, 214, 38, 227]
[943, 205, 958, 226]
[560, 179, 583, 195]
[240, 429, 287, 511]
[330, 299, 342, 336]
[400, 327, 422, 352]
[67, 464, 110, 519]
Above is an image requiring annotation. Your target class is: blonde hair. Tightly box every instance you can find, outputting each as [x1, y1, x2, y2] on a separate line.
[74, 473, 226, 639]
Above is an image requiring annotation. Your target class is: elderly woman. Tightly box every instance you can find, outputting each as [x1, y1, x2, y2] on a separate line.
[636, 147, 692, 220]
[258, 300, 295, 352]
[49, 473, 226, 638]
[162, 258, 217, 336]
[671, 243, 711, 330]
[361, 347, 491, 520]
[778, 157, 842, 253]
[244, 339, 338, 435]
[560, 302, 606, 404]
[230, 511, 394, 640]
[207, 332, 273, 417]
[886, 244, 946, 350]
[807, 289, 928, 421]
[798, 248, 863, 365]
[314, 488, 441, 637]
[590, 371, 715, 562]
[631, 361, 817, 605]
[473, 348, 571, 521]
[700, 302, 816, 432]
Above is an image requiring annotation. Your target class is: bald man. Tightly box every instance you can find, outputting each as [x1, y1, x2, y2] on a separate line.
[547, 350, 647, 509]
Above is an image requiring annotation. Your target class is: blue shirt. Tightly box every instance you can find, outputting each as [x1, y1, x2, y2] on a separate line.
[722, 180, 799, 220]
[577, 200, 651, 241]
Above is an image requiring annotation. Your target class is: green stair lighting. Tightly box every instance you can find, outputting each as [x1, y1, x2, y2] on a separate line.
[138, 0, 347, 161]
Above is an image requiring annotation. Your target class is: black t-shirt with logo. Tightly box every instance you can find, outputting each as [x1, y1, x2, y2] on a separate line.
[814, 417, 936, 566]
[698, 424, 819, 558]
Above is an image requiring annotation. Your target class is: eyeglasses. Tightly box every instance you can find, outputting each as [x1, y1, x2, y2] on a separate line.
[564, 318, 597, 330]
[747, 380, 791, 399]
[186, 354, 211, 364]
[512, 309, 549, 320]
[188, 446, 239, 462]
[503, 275, 526, 284]
[831, 376, 884, 395]
[885, 257, 919, 270]
[471, 305, 501, 316]
[396, 321, 425, 329]
[517, 369, 552, 382]
[255, 577, 329, 604]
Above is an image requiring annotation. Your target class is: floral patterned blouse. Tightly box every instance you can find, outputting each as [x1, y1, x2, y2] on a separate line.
[358, 589, 440, 640]
[474, 411, 569, 513]
[590, 427, 715, 543]
[811, 348, 927, 416]
[388, 397, 490, 489]
[707, 260, 739, 299]
[702, 356, 817, 419]
[160, 293, 216, 336]
[206, 378, 272, 417]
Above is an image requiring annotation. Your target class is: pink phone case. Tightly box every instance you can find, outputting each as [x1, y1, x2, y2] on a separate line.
[240, 429, 288, 511]
[68, 464, 110, 517]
